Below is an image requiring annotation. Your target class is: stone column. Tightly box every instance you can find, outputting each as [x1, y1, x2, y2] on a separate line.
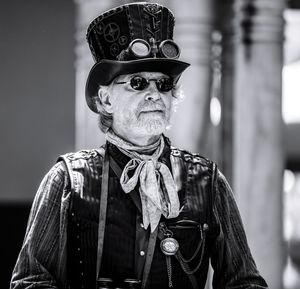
[215, 0, 235, 182]
[233, 0, 285, 287]
[165, 0, 215, 154]
[74, 0, 124, 150]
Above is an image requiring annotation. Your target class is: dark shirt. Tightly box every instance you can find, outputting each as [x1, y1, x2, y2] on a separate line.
[10, 142, 268, 289]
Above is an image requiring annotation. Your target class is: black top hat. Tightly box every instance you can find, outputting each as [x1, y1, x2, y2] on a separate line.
[85, 2, 190, 113]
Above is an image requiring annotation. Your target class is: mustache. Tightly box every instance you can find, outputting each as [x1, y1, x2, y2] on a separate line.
[136, 100, 166, 114]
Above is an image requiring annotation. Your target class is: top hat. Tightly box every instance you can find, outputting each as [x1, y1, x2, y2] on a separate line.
[85, 2, 190, 113]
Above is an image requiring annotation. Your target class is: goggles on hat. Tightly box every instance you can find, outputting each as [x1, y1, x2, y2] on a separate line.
[122, 38, 181, 60]
[115, 76, 175, 92]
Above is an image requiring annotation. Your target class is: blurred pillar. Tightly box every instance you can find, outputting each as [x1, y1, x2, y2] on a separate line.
[215, 0, 235, 183]
[74, 0, 124, 149]
[233, 0, 285, 288]
[164, 0, 214, 154]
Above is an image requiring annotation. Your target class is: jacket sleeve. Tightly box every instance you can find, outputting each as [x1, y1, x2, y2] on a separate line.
[210, 169, 268, 289]
[10, 161, 71, 289]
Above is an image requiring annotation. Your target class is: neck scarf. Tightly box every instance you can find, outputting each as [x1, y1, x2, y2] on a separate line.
[106, 129, 180, 232]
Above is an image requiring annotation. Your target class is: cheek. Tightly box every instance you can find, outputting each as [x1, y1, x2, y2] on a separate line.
[113, 100, 137, 125]
[163, 95, 173, 118]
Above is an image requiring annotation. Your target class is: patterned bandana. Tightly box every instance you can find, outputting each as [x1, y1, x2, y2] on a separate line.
[106, 129, 180, 232]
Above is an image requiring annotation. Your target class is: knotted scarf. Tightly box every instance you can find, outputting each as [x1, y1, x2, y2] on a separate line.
[106, 129, 180, 232]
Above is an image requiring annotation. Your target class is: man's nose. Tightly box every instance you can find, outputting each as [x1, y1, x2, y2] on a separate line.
[144, 82, 161, 101]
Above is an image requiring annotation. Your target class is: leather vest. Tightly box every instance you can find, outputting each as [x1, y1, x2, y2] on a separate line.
[59, 144, 217, 289]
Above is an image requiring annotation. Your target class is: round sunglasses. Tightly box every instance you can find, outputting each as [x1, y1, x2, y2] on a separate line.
[115, 76, 175, 92]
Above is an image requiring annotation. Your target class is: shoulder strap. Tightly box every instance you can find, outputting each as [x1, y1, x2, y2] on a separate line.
[96, 144, 109, 286]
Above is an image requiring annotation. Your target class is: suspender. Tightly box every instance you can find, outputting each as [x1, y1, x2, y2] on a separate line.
[96, 145, 109, 286]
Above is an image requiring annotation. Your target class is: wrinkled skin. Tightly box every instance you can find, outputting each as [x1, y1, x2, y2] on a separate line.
[99, 71, 174, 146]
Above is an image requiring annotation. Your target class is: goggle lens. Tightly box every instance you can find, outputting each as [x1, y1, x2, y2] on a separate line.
[130, 40, 151, 58]
[159, 40, 180, 59]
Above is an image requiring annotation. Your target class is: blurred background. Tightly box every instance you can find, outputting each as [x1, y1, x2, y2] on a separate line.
[1, 0, 300, 288]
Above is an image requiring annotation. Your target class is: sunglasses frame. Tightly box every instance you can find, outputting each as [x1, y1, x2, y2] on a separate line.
[115, 76, 175, 92]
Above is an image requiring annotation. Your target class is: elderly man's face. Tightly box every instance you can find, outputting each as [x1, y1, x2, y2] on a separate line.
[108, 71, 173, 141]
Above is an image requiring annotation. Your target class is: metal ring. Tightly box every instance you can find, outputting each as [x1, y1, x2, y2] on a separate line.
[128, 39, 151, 58]
[159, 39, 180, 59]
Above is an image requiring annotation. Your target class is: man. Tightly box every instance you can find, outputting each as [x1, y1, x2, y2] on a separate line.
[11, 2, 268, 289]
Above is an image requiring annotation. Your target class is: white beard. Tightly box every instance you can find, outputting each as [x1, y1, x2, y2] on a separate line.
[112, 103, 172, 141]
[131, 112, 169, 135]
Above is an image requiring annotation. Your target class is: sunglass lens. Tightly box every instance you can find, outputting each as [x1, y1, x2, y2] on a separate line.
[130, 76, 148, 90]
[157, 78, 174, 92]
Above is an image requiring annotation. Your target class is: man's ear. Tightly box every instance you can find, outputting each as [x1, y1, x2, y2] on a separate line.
[96, 86, 113, 114]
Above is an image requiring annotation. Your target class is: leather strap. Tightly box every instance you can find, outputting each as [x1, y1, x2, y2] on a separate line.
[141, 226, 158, 289]
[96, 145, 109, 285]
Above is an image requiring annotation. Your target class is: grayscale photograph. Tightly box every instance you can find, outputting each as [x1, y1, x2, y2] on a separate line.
[1, 1, 300, 289]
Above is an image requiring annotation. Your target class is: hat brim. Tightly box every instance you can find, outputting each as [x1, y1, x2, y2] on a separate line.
[85, 58, 190, 113]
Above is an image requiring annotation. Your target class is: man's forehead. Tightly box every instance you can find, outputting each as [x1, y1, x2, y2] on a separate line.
[115, 71, 169, 81]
